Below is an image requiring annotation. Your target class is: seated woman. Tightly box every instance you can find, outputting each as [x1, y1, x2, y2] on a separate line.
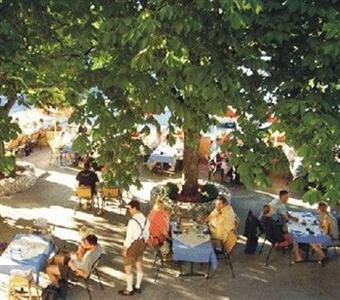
[261, 204, 293, 248]
[261, 204, 303, 261]
[146, 199, 170, 246]
[76, 226, 91, 259]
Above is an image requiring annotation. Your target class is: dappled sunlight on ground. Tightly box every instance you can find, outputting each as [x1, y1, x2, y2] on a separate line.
[1, 148, 340, 299]
[43, 169, 77, 189]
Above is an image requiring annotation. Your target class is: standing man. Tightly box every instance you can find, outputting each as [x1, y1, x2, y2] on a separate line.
[119, 199, 149, 296]
[269, 190, 299, 224]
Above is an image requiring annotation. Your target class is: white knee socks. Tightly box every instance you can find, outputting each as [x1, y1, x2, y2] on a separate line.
[135, 272, 143, 289]
[126, 274, 133, 292]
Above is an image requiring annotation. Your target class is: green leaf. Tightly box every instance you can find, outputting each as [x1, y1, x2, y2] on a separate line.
[302, 188, 323, 205]
[71, 134, 90, 155]
[0, 155, 16, 177]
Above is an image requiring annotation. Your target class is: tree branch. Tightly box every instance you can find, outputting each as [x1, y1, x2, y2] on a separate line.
[4, 94, 17, 112]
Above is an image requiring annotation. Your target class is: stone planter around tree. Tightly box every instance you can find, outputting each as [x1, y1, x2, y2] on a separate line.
[0, 162, 38, 197]
[150, 180, 231, 220]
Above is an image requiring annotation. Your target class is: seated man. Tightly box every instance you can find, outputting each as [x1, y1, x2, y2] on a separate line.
[76, 161, 99, 197]
[268, 190, 299, 226]
[206, 195, 238, 253]
[46, 234, 103, 289]
[261, 205, 303, 261]
[318, 202, 339, 240]
[310, 202, 338, 262]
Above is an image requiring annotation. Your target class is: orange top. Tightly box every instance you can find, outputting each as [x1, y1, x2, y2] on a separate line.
[147, 208, 170, 245]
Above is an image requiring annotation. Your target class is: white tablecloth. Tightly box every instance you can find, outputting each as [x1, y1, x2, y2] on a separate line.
[147, 142, 183, 169]
[173, 231, 210, 248]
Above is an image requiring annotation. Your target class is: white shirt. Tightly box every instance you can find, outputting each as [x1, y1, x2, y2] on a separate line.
[124, 212, 150, 249]
[269, 198, 287, 217]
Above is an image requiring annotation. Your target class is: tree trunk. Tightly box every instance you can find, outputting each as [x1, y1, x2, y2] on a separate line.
[181, 128, 200, 200]
[4, 93, 17, 112]
[0, 141, 5, 156]
[0, 93, 17, 156]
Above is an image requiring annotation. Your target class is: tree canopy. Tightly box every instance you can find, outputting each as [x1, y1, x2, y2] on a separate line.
[239, 0, 340, 205]
[1, 0, 339, 205]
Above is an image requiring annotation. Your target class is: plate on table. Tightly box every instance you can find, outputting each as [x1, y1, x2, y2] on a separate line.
[302, 212, 314, 217]
[291, 230, 305, 236]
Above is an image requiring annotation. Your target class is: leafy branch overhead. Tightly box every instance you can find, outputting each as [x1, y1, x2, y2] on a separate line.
[1, 0, 339, 204]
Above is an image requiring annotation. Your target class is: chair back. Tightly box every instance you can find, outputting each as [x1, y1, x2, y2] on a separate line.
[336, 216, 340, 240]
[77, 186, 92, 199]
[101, 187, 121, 198]
[225, 230, 238, 254]
[31, 132, 40, 140]
[8, 138, 21, 150]
[86, 254, 104, 279]
[260, 217, 280, 245]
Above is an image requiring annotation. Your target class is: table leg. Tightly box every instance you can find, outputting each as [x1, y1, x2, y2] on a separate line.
[177, 262, 210, 278]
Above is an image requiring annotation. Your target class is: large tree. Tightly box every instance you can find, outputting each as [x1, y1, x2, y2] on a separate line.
[68, 0, 267, 199]
[71, 0, 340, 204]
[1, 0, 339, 206]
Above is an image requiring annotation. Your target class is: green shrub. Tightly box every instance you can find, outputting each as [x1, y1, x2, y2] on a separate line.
[200, 183, 219, 203]
[160, 182, 179, 200]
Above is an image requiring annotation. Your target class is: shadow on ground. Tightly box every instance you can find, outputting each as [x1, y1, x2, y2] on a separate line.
[1, 148, 340, 300]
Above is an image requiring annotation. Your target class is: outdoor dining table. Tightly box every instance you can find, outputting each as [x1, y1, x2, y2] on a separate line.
[0, 234, 55, 284]
[147, 143, 183, 170]
[288, 211, 332, 263]
[171, 223, 218, 278]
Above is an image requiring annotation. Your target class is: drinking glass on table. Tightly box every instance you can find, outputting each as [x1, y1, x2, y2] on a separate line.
[193, 221, 199, 232]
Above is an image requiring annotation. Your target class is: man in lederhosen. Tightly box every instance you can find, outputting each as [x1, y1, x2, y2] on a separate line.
[119, 199, 149, 296]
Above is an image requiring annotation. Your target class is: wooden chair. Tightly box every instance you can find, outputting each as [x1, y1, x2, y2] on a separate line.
[7, 138, 24, 155]
[49, 146, 62, 166]
[30, 132, 41, 147]
[99, 187, 123, 213]
[212, 238, 236, 278]
[7, 271, 41, 300]
[264, 242, 292, 266]
[74, 186, 93, 215]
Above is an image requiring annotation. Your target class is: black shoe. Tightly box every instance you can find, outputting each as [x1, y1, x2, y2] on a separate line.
[134, 286, 142, 294]
[118, 290, 134, 296]
[47, 284, 59, 290]
[320, 257, 330, 266]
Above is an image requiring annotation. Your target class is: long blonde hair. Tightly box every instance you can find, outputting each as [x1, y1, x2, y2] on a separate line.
[79, 225, 90, 239]
[153, 198, 165, 211]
